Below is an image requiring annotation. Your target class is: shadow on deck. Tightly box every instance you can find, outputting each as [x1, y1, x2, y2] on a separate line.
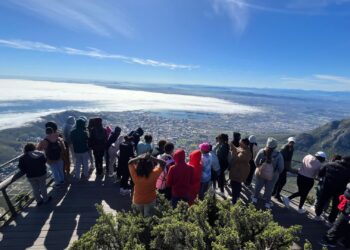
[0, 174, 339, 250]
[0, 173, 130, 249]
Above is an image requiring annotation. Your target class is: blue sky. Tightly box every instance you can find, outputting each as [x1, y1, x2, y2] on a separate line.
[1, 0, 350, 91]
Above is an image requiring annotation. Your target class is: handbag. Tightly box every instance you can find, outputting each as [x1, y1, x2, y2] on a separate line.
[255, 161, 274, 181]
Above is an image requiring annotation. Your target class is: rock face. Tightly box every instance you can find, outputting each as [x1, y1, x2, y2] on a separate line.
[295, 119, 350, 157]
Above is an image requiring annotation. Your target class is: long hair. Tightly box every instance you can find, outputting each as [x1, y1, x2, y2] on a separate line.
[136, 158, 154, 178]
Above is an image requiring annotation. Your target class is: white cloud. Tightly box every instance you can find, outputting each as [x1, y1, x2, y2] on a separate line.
[314, 74, 350, 84]
[0, 39, 199, 70]
[212, 0, 249, 33]
[7, 0, 132, 37]
[0, 79, 263, 130]
[280, 74, 350, 91]
[211, 0, 350, 33]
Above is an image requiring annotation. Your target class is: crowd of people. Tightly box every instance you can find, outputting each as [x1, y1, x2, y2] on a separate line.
[16, 115, 350, 248]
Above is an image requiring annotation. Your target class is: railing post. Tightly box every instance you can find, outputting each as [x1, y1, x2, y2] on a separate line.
[2, 188, 17, 217]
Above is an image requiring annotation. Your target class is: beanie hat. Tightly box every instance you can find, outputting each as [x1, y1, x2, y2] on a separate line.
[199, 142, 210, 153]
[287, 137, 296, 143]
[266, 137, 278, 149]
[249, 135, 257, 144]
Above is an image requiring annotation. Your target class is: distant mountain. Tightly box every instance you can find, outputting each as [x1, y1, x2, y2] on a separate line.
[295, 118, 350, 157]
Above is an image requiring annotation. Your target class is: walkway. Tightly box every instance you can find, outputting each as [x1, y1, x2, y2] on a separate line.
[0, 173, 337, 250]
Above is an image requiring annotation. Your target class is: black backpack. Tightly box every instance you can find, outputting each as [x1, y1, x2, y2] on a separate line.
[45, 139, 62, 161]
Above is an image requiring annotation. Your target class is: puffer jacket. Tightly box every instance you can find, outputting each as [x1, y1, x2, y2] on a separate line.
[229, 145, 251, 182]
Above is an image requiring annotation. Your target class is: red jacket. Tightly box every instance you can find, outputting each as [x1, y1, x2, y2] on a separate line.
[166, 149, 194, 198]
[188, 150, 202, 203]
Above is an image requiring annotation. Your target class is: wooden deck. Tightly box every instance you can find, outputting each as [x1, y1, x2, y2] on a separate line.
[0, 172, 338, 250]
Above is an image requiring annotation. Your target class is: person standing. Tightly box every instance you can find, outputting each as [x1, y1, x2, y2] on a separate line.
[198, 143, 214, 200]
[136, 134, 153, 155]
[320, 183, 350, 248]
[273, 137, 296, 202]
[105, 126, 121, 175]
[128, 154, 166, 217]
[152, 140, 167, 157]
[314, 155, 350, 223]
[216, 134, 230, 196]
[18, 143, 51, 206]
[37, 126, 66, 186]
[70, 118, 90, 180]
[118, 136, 135, 195]
[188, 149, 202, 203]
[245, 135, 259, 186]
[63, 116, 76, 158]
[166, 149, 194, 207]
[156, 142, 175, 200]
[229, 138, 251, 204]
[89, 118, 108, 175]
[252, 137, 284, 209]
[283, 151, 326, 214]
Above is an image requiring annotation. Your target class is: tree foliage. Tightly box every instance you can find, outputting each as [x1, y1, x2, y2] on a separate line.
[70, 194, 301, 250]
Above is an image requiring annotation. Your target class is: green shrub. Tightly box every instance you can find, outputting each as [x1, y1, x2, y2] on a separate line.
[70, 194, 302, 250]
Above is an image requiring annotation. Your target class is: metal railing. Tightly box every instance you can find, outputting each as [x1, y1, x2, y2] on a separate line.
[0, 155, 53, 226]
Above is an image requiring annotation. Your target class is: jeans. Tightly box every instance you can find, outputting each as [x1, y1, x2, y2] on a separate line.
[133, 200, 156, 217]
[48, 160, 64, 184]
[324, 213, 350, 247]
[28, 174, 48, 203]
[230, 180, 242, 204]
[273, 169, 287, 198]
[288, 174, 314, 209]
[93, 150, 105, 175]
[254, 174, 279, 203]
[245, 160, 256, 186]
[74, 152, 89, 178]
[315, 187, 341, 223]
[218, 167, 226, 193]
[199, 181, 210, 200]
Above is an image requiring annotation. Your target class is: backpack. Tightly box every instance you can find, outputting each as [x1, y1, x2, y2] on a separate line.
[45, 139, 62, 161]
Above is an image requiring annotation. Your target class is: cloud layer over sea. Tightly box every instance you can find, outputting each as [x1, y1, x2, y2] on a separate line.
[0, 79, 263, 130]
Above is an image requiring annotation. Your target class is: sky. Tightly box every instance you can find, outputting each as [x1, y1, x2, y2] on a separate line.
[0, 0, 350, 91]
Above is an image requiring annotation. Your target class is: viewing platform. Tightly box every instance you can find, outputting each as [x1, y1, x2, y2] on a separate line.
[0, 157, 336, 250]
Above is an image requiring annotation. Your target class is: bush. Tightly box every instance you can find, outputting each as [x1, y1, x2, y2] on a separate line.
[70, 194, 301, 250]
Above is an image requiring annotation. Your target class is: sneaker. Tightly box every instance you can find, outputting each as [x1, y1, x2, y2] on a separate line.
[319, 240, 337, 248]
[297, 208, 306, 214]
[313, 215, 323, 221]
[264, 202, 272, 209]
[276, 196, 284, 203]
[282, 196, 290, 208]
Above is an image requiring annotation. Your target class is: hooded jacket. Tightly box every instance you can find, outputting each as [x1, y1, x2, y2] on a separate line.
[188, 150, 202, 202]
[280, 144, 294, 172]
[70, 118, 89, 153]
[254, 148, 284, 178]
[319, 159, 350, 194]
[89, 118, 107, 151]
[229, 145, 251, 182]
[18, 150, 47, 178]
[166, 149, 194, 198]
[63, 116, 76, 144]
